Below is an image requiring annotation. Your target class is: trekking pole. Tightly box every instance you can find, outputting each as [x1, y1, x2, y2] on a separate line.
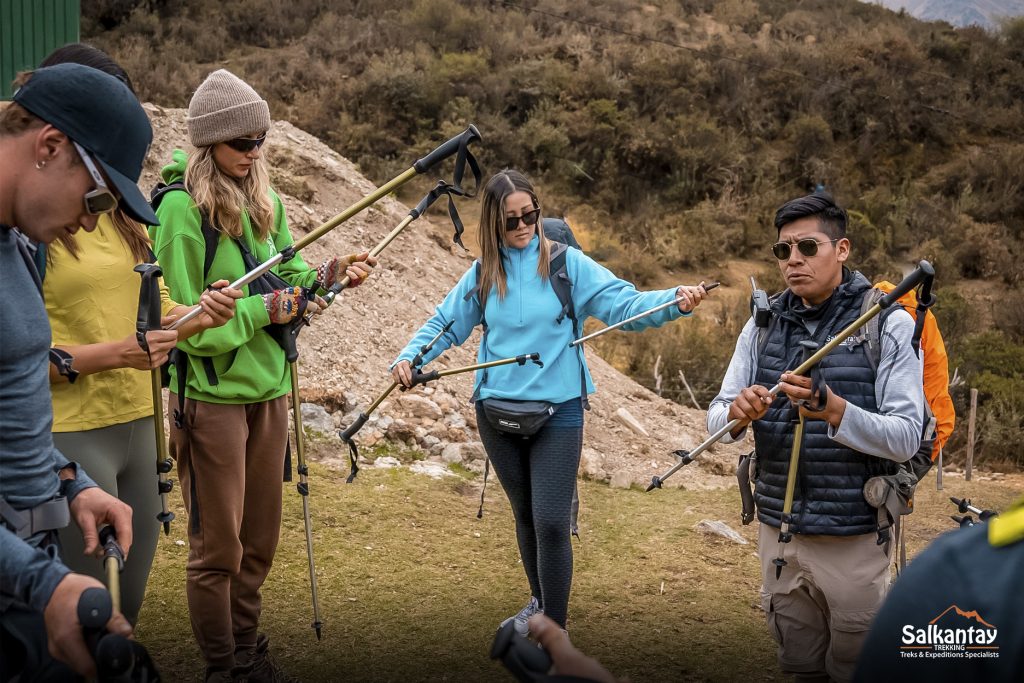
[772, 341, 817, 580]
[647, 260, 935, 491]
[282, 183, 470, 640]
[288, 361, 324, 640]
[292, 178, 475, 330]
[167, 124, 482, 331]
[339, 351, 544, 455]
[134, 264, 175, 535]
[950, 496, 998, 521]
[98, 526, 125, 615]
[569, 282, 720, 347]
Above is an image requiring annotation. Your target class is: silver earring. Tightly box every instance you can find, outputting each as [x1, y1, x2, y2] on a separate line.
[35, 160, 46, 170]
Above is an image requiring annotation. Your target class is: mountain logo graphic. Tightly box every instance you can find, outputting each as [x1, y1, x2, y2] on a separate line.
[929, 605, 996, 629]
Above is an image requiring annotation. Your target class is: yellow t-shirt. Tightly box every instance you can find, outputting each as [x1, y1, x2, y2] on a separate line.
[45, 215, 178, 432]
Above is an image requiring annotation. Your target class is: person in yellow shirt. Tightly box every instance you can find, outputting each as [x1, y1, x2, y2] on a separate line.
[35, 44, 242, 626]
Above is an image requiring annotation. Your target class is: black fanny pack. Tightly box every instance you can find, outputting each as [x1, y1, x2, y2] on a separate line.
[481, 399, 555, 436]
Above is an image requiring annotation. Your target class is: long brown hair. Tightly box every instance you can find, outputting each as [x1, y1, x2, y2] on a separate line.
[477, 169, 551, 302]
[185, 144, 275, 240]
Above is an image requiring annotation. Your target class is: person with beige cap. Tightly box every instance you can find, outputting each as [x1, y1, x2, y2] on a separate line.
[149, 69, 377, 683]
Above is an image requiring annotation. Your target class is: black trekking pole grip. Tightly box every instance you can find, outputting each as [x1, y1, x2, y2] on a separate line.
[413, 125, 482, 174]
[340, 413, 370, 443]
[879, 260, 934, 308]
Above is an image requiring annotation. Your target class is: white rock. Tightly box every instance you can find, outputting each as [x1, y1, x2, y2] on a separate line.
[445, 412, 467, 429]
[580, 447, 607, 481]
[409, 461, 455, 479]
[465, 459, 486, 474]
[460, 441, 487, 462]
[441, 443, 463, 464]
[422, 435, 441, 449]
[694, 520, 748, 545]
[301, 403, 334, 436]
[396, 394, 443, 420]
[373, 456, 401, 469]
[609, 469, 634, 489]
[614, 407, 649, 436]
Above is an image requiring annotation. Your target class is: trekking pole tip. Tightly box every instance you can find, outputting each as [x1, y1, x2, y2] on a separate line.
[646, 476, 662, 492]
[314, 622, 323, 640]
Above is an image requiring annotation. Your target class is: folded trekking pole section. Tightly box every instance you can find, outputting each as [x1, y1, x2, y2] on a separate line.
[569, 282, 720, 347]
[339, 342, 544, 477]
[773, 340, 818, 579]
[167, 124, 482, 331]
[134, 264, 175, 535]
[647, 260, 936, 492]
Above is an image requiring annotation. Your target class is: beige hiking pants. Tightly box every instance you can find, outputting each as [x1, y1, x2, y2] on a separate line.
[758, 523, 892, 683]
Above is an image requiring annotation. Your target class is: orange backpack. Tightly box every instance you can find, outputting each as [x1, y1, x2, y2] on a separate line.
[874, 281, 956, 459]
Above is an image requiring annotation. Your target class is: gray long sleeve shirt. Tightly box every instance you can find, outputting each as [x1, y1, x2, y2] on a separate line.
[707, 308, 926, 462]
[1, 226, 96, 613]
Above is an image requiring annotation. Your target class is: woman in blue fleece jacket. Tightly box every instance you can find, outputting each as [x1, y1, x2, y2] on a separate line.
[392, 170, 709, 634]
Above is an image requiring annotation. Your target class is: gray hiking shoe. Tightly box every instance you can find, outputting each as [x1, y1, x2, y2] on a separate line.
[235, 634, 298, 683]
[499, 596, 543, 637]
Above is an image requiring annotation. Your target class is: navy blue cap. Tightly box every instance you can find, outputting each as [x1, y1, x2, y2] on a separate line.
[13, 63, 159, 226]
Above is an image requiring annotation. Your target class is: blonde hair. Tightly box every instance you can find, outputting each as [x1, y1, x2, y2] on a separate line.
[477, 169, 551, 301]
[184, 144, 275, 240]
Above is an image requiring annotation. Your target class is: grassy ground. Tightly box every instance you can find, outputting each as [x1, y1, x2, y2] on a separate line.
[135, 450, 1022, 682]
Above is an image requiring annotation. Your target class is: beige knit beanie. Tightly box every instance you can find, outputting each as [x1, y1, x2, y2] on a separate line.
[187, 69, 271, 147]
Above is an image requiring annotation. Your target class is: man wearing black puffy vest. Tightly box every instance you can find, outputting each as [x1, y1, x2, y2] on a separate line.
[707, 193, 926, 682]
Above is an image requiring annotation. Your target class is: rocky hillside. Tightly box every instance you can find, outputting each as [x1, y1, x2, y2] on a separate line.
[143, 105, 745, 490]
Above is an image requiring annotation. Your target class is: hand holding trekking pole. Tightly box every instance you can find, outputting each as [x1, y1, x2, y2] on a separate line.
[674, 281, 714, 313]
[44, 574, 133, 679]
[68, 486, 133, 559]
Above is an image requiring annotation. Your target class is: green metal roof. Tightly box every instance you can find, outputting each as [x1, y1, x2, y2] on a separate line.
[1, 0, 81, 99]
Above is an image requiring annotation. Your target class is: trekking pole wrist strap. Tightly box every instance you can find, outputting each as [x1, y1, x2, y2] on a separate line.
[48, 348, 79, 384]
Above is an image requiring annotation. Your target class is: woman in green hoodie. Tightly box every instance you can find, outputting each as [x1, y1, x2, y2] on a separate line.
[150, 70, 376, 683]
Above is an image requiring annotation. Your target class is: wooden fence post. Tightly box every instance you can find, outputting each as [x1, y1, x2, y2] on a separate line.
[965, 388, 978, 482]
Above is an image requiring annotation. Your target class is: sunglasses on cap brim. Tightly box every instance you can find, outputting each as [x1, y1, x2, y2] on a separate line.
[72, 141, 118, 216]
[224, 134, 267, 153]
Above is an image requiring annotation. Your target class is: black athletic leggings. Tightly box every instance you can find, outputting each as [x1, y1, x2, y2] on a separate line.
[476, 399, 583, 628]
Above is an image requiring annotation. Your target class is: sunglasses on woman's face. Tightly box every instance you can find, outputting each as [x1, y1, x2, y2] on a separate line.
[771, 238, 837, 260]
[72, 141, 118, 215]
[505, 208, 541, 231]
[224, 134, 267, 153]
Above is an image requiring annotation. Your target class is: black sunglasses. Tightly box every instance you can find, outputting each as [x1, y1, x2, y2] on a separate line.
[772, 238, 836, 260]
[224, 134, 267, 153]
[505, 208, 541, 231]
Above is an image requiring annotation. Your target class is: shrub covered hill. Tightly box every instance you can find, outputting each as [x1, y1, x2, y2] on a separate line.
[86, 0, 1024, 469]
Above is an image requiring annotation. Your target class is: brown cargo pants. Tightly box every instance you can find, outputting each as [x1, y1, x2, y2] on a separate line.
[169, 393, 289, 671]
[758, 522, 892, 683]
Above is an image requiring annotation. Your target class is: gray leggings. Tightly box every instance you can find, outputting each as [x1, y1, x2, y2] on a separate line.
[54, 417, 161, 626]
[476, 404, 583, 628]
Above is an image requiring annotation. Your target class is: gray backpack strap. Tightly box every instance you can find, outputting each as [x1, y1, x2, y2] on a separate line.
[857, 288, 887, 374]
[547, 242, 589, 409]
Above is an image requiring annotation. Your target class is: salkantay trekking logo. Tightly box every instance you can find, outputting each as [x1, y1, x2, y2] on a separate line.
[899, 605, 1000, 660]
